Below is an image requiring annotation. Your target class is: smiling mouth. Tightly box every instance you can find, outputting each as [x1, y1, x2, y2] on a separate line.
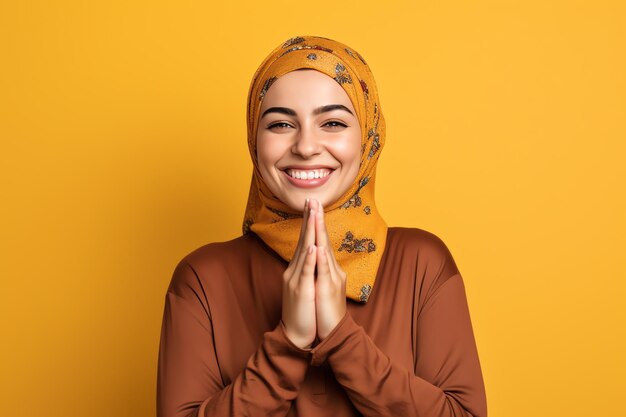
[281, 168, 335, 188]
[284, 168, 333, 180]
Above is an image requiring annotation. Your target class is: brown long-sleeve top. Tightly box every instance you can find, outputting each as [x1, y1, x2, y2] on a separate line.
[157, 227, 487, 417]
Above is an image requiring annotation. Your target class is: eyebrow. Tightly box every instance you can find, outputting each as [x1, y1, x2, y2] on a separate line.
[261, 104, 354, 119]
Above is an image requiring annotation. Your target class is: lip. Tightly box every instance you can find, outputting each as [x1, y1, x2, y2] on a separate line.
[282, 168, 334, 189]
[282, 165, 335, 170]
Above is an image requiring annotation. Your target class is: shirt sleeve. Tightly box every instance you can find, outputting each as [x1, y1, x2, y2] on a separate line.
[156, 259, 312, 417]
[297, 272, 487, 417]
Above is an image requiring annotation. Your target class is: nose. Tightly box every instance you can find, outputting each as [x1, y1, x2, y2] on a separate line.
[291, 124, 322, 158]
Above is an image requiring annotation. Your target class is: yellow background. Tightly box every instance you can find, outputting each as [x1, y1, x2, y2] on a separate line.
[1, 1, 624, 416]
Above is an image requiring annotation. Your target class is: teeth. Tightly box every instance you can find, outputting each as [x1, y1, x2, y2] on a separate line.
[287, 169, 331, 180]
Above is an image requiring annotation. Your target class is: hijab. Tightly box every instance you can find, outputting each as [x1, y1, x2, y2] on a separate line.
[242, 35, 387, 303]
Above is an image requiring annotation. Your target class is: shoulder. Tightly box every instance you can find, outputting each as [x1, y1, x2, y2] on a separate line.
[183, 233, 255, 269]
[388, 226, 457, 266]
[166, 233, 256, 297]
[387, 226, 461, 291]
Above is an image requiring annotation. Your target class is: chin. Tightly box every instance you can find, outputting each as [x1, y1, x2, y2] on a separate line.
[280, 194, 322, 212]
[302, 195, 336, 211]
[272, 183, 340, 211]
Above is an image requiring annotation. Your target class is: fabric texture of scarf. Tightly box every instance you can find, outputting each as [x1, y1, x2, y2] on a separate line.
[242, 35, 387, 303]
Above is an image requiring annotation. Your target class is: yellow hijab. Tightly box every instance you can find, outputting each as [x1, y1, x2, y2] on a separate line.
[242, 35, 387, 303]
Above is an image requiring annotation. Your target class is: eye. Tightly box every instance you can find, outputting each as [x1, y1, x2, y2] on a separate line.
[323, 120, 348, 129]
[267, 122, 293, 130]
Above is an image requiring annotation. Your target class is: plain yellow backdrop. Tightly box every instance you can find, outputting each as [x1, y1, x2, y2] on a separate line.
[1, 1, 624, 416]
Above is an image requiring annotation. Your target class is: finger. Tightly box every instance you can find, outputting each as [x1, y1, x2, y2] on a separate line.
[314, 201, 340, 273]
[320, 202, 330, 248]
[321, 244, 344, 288]
[314, 200, 330, 248]
[304, 201, 316, 249]
[316, 244, 331, 282]
[294, 198, 310, 255]
[300, 244, 317, 284]
[292, 204, 316, 283]
[299, 198, 310, 236]
[288, 198, 310, 273]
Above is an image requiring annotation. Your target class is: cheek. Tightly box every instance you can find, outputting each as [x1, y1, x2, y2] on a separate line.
[256, 133, 289, 176]
[256, 134, 283, 173]
[331, 131, 362, 168]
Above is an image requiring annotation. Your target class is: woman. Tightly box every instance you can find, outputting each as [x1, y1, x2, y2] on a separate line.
[157, 35, 487, 417]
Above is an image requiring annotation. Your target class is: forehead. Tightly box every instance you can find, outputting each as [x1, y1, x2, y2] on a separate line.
[260, 69, 356, 112]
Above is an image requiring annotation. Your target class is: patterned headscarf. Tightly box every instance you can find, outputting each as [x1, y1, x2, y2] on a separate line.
[242, 35, 387, 303]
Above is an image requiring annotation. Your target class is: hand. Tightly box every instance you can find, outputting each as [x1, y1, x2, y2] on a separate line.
[281, 198, 318, 350]
[309, 199, 348, 341]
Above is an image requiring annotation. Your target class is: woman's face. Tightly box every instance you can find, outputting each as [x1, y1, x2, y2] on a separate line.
[256, 69, 362, 211]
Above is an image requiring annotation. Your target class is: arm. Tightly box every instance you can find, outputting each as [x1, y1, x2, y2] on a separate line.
[156, 259, 311, 417]
[303, 273, 487, 417]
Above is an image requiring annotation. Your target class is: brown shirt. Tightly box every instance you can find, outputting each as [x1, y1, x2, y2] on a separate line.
[157, 227, 487, 417]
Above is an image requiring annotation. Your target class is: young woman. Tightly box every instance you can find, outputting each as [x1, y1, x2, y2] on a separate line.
[157, 35, 487, 417]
